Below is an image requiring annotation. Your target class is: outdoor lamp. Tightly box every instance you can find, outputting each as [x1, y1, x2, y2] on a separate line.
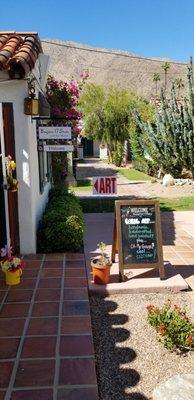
[24, 82, 39, 115]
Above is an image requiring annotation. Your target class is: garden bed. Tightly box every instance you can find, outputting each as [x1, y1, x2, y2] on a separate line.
[90, 292, 193, 400]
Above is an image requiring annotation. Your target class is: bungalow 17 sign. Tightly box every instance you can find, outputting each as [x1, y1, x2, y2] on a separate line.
[38, 126, 71, 140]
[93, 176, 117, 195]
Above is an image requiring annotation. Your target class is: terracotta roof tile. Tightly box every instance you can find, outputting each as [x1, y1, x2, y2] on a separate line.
[0, 32, 42, 79]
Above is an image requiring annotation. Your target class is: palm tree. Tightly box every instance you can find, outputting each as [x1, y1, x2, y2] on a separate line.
[152, 73, 161, 96]
[161, 62, 170, 93]
[174, 77, 184, 99]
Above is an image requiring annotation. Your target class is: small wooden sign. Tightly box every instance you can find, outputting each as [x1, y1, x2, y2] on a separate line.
[111, 200, 165, 281]
[43, 144, 74, 152]
[38, 126, 71, 140]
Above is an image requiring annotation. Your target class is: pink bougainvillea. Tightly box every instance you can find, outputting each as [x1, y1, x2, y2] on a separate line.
[46, 71, 89, 134]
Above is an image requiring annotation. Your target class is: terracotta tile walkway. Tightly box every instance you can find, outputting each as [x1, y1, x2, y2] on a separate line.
[84, 211, 194, 296]
[0, 254, 98, 400]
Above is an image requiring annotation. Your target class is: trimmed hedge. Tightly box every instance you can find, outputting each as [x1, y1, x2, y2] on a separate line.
[132, 158, 158, 176]
[37, 188, 84, 252]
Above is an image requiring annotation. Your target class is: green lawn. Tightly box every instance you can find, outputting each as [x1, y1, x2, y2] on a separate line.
[70, 179, 92, 192]
[79, 196, 194, 213]
[156, 196, 194, 211]
[118, 167, 151, 181]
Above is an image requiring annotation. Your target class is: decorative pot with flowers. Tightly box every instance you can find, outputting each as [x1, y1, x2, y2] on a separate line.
[0, 247, 25, 286]
[91, 242, 112, 285]
[5, 155, 19, 192]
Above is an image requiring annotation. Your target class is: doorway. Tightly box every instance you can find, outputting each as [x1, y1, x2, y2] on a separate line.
[0, 103, 20, 253]
[83, 138, 94, 157]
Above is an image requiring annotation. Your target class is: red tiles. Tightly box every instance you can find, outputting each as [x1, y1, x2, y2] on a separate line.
[0, 337, 20, 359]
[0, 32, 42, 79]
[32, 302, 59, 317]
[60, 335, 94, 356]
[57, 387, 98, 400]
[35, 288, 61, 301]
[14, 359, 55, 386]
[11, 389, 53, 400]
[21, 336, 56, 358]
[27, 317, 58, 335]
[0, 362, 14, 387]
[59, 358, 97, 385]
[0, 253, 98, 399]
[0, 318, 25, 337]
[61, 316, 91, 334]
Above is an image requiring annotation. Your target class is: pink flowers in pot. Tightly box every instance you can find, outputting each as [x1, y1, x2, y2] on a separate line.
[0, 246, 25, 273]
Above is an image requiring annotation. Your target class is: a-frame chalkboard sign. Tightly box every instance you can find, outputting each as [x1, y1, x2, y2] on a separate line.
[111, 200, 165, 281]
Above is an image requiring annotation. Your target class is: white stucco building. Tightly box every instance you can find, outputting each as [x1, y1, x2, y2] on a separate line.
[0, 32, 50, 254]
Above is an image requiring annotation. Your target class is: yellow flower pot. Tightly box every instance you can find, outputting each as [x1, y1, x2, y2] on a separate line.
[5, 268, 22, 286]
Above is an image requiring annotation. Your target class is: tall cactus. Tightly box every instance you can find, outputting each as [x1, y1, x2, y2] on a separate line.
[133, 58, 194, 178]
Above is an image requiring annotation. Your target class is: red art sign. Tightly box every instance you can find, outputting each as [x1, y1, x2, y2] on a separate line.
[93, 176, 117, 195]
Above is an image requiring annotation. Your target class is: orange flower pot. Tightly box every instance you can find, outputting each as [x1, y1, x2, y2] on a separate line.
[91, 258, 111, 285]
[5, 268, 22, 286]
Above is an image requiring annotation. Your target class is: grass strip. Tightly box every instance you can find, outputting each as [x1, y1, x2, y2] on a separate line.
[118, 168, 151, 181]
[79, 196, 194, 213]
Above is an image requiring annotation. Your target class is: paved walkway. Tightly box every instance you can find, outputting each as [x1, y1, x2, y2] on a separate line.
[76, 158, 152, 198]
[0, 253, 98, 400]
[84, 212, 194, 296]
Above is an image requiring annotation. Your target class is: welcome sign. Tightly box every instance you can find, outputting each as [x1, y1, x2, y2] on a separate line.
[111, 200, 165, 281]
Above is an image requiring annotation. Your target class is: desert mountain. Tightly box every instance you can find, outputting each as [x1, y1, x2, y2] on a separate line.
[42, 39, 188, 98]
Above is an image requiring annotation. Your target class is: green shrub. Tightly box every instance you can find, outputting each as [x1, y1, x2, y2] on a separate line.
[48, 186, 68, 201]
[37, 190, 84, 252]
[147, 301, 194, 351]
[132, 158, 158, 176]
[112, 144, 124, 167]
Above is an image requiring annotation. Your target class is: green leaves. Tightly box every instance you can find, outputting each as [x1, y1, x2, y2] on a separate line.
[147, 301, 194, 351]
[37, 189, 84, 252]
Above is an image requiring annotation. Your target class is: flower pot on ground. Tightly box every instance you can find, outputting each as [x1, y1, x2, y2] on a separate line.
[0, 247, 25, 286]
[4, 268, 23, 285]
[91, 242, 112, 285]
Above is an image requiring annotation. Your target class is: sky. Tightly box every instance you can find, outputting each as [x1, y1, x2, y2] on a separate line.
[1, 0, 194, 62]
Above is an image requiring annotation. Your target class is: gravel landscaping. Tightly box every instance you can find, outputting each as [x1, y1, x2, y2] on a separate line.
[90, 292, 193, 400]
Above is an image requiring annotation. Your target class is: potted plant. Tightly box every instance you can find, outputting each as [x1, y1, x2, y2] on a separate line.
[91, 242, 112, 285]
[0, 246, 25, 286]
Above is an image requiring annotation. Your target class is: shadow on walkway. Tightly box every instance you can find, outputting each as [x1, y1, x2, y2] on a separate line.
[90, 296, 149, 400]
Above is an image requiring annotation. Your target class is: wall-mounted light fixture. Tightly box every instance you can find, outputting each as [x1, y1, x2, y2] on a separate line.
[24, 82, 39, 115]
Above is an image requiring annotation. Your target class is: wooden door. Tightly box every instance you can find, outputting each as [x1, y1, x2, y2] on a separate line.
[2, 103, 20, 253]
[0, 138, 7, 249]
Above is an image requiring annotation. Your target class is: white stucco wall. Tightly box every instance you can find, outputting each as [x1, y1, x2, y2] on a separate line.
[0, 78, 50, 253]
[93, 140, 100, 157]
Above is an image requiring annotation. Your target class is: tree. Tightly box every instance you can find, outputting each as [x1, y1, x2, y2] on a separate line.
[152, 73, 160, 96]
[79, 84, 131, 165]
[174, 77, 184, 99]
[161, 62, 170, 93]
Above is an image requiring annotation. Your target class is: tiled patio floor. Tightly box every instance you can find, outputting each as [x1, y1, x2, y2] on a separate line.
[84, 211, 194, 295]
[0, 254, 98, 400]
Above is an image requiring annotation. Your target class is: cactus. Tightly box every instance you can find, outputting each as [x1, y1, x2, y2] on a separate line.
[133, 58, 194, 178]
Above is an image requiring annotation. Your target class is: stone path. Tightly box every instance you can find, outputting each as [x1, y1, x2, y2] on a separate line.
[76, 158, 151, 198]
[76, 157, 194, 198]
[0, 254, 98, 400]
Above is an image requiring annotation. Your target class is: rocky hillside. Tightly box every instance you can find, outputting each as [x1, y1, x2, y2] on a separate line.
[42, 39, 188, 98]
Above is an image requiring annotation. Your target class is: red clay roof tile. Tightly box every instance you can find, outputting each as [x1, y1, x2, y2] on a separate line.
[0, 32, 42, 79]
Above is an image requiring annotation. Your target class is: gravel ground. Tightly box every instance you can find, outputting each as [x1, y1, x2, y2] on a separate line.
[90, 292, 194, 400]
